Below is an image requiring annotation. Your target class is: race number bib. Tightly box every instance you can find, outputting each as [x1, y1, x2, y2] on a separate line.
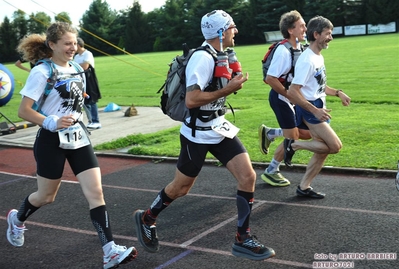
[58, 122, 90, 149]
[211, 120, 239, 139]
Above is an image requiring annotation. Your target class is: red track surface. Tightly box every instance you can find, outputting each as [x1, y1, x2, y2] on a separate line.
[0, 147, 150, 181]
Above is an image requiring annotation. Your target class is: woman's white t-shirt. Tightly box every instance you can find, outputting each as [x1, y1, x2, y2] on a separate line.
[20, 62, 85, 120]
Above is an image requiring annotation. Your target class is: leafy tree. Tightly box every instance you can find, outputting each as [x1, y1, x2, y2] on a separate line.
[285, 0, 306, 15]
[342, 0, 365, 25]
[1, 0, 397, 58]
[124, 1, 153, 53]
[108, 10, 128, 54]
[79, 0, 117, 56]
[146, 10, 164, 51]
[55, 12, 72, 24]
[12, 10, 29, 40]
[28, 12, 51, 34]
[303, 0, 345, 27]
[256, 0, 290, 32]
[233, 0, 263, 45]
[0, 17, 18, 62]
[364, 0, 399, 24]
[154, 0, 193, 51]
[229, 0, 263, 45]
[183, 0, 210, 47]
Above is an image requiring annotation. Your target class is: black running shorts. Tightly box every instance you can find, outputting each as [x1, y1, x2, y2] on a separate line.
[33, 128, 99, 179]
[177, 134, 247, 177]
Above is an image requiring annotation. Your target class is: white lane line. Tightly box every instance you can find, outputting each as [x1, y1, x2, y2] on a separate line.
[0, 216, 312, 268]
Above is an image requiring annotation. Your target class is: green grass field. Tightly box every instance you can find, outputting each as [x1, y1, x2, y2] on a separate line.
[2, 33, 399, 170]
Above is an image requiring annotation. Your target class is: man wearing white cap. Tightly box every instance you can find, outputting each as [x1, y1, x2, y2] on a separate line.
[134, 10, 275, 261]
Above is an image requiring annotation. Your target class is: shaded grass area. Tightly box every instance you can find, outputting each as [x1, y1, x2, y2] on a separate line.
[2, 33, 399, 169]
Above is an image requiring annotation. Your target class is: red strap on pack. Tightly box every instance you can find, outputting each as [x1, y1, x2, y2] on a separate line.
[229, 61, 242, 74]
[214, 65, 232, 80]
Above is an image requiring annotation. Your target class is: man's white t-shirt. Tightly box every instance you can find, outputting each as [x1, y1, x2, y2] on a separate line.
[267, 44, 292, 81]
[74, 50, 95, 68]
[291, 48, 327, 101]
[267, 44, 294, 104]
[180, 42, 227, 144]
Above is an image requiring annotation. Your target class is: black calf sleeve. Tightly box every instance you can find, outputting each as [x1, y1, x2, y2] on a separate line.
[17, 195, 40, 222]
[236, 190, 254, 236]
[90, 205, 113, 246]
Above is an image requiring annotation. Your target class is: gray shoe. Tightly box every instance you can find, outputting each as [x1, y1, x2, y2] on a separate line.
[6, 209, 26, 247]
[134, 209, 159, 253]
[232, 233, 275, 261]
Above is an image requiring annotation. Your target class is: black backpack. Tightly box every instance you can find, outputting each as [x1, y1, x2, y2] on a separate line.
[157, 44, 218, 136]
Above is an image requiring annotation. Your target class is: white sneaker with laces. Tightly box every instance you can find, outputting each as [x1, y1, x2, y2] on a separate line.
[103, 244, 137, 269]
[88, 122, 101, 129]
[6, 209, 27, 247]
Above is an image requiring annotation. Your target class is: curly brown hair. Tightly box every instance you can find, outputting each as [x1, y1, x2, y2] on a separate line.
[16, 22, 78, 64]
[16, 33, 50, 64]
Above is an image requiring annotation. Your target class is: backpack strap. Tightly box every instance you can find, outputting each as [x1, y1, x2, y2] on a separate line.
[69, 60, 85, 74]
[281, 40, 304, 89]
[33, 59, 58, 113]
[188, 46, 237, 135]
[187, 45, 218, 137]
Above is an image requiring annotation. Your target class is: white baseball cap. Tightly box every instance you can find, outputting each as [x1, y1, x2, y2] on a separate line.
[201, 10, 234, 40]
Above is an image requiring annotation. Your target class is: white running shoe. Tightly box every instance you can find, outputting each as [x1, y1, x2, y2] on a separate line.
[6, 209, 27, 247]
[88, 122, 101, 129]
[103, 244, 137, 269]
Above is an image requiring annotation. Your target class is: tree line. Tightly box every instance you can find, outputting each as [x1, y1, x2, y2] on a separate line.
[0, 0, 397, 62]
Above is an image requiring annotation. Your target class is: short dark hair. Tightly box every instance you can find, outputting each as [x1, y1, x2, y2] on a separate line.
[306, 16, 333, 42]
[279, 10, 303, 39]
[77, 37, 84, 47]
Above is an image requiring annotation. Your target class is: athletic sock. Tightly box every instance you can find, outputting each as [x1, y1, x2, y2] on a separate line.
[146, 188, 174, 224]
[266, 158, 281, 174]
[17, 195, 39, 224]
[90, 205, 113, 246]
[267, 128, 283, 140]
[236, 190, 254, 236]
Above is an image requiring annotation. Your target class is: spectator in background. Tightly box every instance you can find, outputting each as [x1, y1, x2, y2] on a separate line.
[74, 37, 102, 129]
[15, 58, 35, 72]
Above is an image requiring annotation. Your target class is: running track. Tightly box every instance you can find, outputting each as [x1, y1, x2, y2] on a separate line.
[0, 147, 398, 269]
